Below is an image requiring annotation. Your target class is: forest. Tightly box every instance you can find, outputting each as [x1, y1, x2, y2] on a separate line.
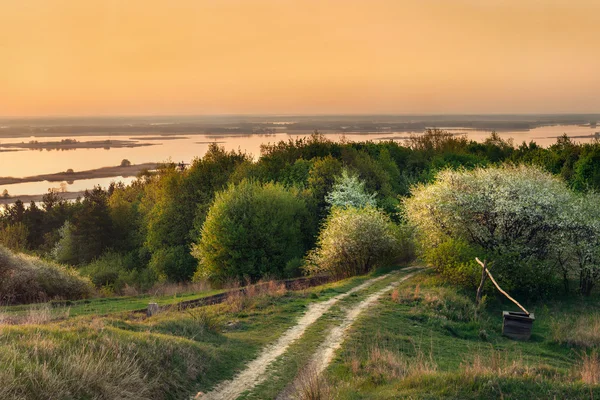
[2, 130, 600, 304]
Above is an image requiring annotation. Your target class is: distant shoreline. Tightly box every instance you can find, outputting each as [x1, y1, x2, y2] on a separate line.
[0, 139, 156, 151]
[0, 191, 84, 205]
[0, 162, 158, 186]
[0, 114, 597, 139]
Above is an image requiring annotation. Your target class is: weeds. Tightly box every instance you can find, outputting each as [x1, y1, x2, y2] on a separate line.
[225, 280, 287, 313]
[150, 281, 211, 298]
[292, 364, 333, 400]
[552, 313, 600, 348]
[578, 350, 600, 384]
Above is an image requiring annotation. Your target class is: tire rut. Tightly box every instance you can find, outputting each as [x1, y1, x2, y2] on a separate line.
[198, 270, 412, 400]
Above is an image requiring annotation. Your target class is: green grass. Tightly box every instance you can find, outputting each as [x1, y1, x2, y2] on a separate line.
[324, 270, 600, 399]
[0, 269, 390, 400]
[3, 267, 600, 399]
[241, 269, 415, 399]
[0, 288, 226, 318]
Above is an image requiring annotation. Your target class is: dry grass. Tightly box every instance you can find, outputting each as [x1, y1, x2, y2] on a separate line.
[149, 281, 211, 297]
[0, 304, 71, 326]
[225, 280, 287, 313]
[344, 339, 438, 386]
[0, 333, 152, 400]
[292, 364, 334, 400]
[461, 347, 555, 380]
[552, 313, 600, 348]
[578, 350, 600, 384]
[390, 283, 421, 304]
[365, 342, 438, 382]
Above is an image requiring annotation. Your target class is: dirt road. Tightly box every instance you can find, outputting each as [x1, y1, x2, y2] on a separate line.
[200, 269, 420, 400]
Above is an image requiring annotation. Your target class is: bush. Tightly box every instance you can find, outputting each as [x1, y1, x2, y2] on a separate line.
[405, 165, 573, 296]
[149, 246, 197, 283]
[422, 239, 480, 289]
[0, 223, 29, 252]
[305, 206, 405, 278]
[80, 252, 158, 293]
[0, 245, 93, 304]
[192, 180, 308, 284]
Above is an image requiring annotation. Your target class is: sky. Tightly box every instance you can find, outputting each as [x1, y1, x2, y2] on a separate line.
[1, 0, 599, 116]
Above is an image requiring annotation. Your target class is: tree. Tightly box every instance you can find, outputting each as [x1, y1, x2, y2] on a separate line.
[0, 223, 29, 252]
[305, 206, 398, 278]
[1, 189, 9, 199]
[64, 187, 114, 264]
[192, 180, 308, 284]
[557, 193, 600, 295]
[306, 156, 343, 219]
[325, 169, 376, 209]
[404, 165, 574, 294]
[143, 144, 250, 281]
[120, 159, 132, 167]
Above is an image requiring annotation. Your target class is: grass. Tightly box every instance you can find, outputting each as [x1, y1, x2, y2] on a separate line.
[3, 266, 600, 399]
[0, 270, 388, 400]
[240, 268, 413, 399]
[0, 287, 225, 320]
[0, 245, 93, 305]
[323, 270, 600, 399]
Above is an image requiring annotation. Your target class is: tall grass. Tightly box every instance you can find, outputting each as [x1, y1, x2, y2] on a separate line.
[578, 350, 600, 384]
[224, 279, 287, 312]
[292, 364, 333, 400]
[0, 331, 151, 399]
[0, 245, 93, 305]
[552, 313, 600, 348]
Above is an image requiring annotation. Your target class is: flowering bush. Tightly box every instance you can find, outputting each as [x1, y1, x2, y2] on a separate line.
[305, 206, 404, 277]
[404, 165, 577, 295]
[325, 169, 377, 209]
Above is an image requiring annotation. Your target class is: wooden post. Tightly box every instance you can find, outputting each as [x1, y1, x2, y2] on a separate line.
[475, 257, 529, 315]
[475, 258, 488, 305]
[147, 303, 159, 317]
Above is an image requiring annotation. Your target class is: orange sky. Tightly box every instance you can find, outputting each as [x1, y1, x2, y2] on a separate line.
[1, 0, 599, 116]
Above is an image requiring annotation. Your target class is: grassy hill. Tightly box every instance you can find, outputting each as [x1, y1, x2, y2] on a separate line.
[0, 266, 599, 399]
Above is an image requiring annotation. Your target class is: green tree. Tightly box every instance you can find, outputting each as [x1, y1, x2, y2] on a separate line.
[404, 165, 573, 295]
[143, 145, 249, 281]
[192, 180, 308, 284]
[0, 223, 29, 252]
[67, 187, 114, 264]
[305, 206, 399, 278]
[325, 169, 376, 209]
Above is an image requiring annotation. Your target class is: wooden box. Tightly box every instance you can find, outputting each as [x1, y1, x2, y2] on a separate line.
[502, 311, 535, 341]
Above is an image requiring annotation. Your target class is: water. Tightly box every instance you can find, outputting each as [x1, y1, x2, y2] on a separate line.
[1, 176, 137, 196]
[1, 124, 597, 197]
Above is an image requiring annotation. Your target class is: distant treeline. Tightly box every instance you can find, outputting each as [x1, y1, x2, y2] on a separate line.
[0, 114, 598, 136]
[2, 130, 600, 292]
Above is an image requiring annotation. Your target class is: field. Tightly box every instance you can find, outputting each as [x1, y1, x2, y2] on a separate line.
[1, 266, 599, 399]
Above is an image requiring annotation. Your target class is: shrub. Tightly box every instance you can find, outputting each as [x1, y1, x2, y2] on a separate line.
[405, 165, 573, 295]
[422, 239, 480, 288]
[0, 245, 93, 304]
[192, 180, 308, 284]
[0, 222, 29, 252]
[149, 245, 197, 283]
[80, 252, 158, 293]
[325, 168, 377, 209]
[305, 206, 404, 277]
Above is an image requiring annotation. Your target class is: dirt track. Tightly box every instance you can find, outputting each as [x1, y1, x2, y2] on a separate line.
[303, 269, 420, 377]
[200, 271, 408, 400]
[200, 267, 421, 400]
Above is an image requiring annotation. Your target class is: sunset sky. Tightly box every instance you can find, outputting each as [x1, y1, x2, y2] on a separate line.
[1, 0, 599, 116]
